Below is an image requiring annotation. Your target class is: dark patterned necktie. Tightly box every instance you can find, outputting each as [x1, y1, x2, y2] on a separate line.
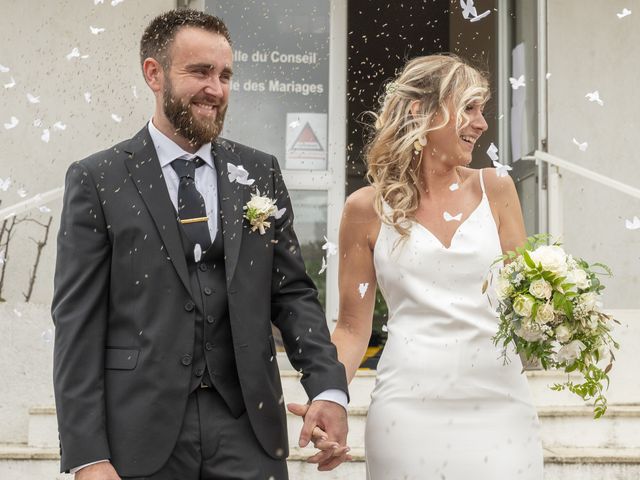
[171, 157, 212, 251]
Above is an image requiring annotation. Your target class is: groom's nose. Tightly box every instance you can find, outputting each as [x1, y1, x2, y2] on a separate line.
[203, 76, 225, 99]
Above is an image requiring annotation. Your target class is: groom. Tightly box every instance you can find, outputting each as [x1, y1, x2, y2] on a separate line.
[52, 9, 348, 480]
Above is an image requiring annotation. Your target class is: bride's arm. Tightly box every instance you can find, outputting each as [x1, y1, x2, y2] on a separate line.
[331, 187, 380, 383]
[484, 168, 527, 255]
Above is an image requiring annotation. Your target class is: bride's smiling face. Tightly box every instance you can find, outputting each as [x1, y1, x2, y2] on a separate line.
[425, 99, 488, 167]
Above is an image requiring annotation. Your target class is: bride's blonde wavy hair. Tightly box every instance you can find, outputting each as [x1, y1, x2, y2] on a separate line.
[365, 54, 490, 237]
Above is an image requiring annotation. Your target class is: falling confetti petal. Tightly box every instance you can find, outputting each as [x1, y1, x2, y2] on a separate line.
[625, 216, 640, 230]
[94, 0, 104, 4]
[509, 75, 525, 90]
[17, 188, 27, 198]
[0, 177, 11, 191]
[288, 120, 300, 129]
[469, 9, 491, 22]
[449, 183, 459, 192]
[194, 243, 202, 262]
[381, 324, 388, 332]
[358, 282, 369, 298]
[66, 47, 80, 60]
[572, 138, 588, 151]
[111, 0, 124, 5]
[617, 8, 632, 18]
[486, 142, 499, 161]
[492, 160, 513, 177]
[33, 118, 43, 127]
[460, 0, 478, 19]
[84, 92, 92, 103]
[444, 211, 462, 222]
[39, 205, 51, 213]
[274, 207, 286, 220]
[318, 256, 327, 274]
[111, 113, 122, 123]
[14, 308, 22, 317]
[4, 77, 16, 89]
[41, 129, 50, 143]
[0, 249, 5, 265]
[322, 236, 338, 256]
[0, 64, 9, 73]
[132, 85, 138, 98]
[41, 328, 54, 344]
[227, 163, 255, 185]
[546, 72, 552, 80]
[4, 116, 19, 130]
[53, 121, 67, 131]
[585, 90, 604, 106]
[90, 26, 106, 35]
[27, 93, 40, 104]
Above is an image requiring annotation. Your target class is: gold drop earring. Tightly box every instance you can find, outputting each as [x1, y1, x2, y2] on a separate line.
[413, 135, 427, 155]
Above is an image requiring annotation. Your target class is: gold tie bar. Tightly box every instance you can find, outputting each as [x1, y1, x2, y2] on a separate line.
[179, 216, 209, 225]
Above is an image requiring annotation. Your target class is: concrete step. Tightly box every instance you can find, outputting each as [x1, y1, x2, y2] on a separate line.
[2, 443, 639, 480]
[27, 406, 57, 449]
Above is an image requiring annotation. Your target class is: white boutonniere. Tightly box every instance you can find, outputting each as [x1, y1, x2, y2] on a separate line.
[243, 191, 279, 234]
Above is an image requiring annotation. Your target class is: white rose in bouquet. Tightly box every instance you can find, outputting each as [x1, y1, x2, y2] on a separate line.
[556, 339, 586, 364]
[554, 324, 573, 343]
[529, 278, 552, 299]
[495, 275, 513, 300]
[513, 294, 535, 317]
[515, 319, 546, 342]
[580, 292, 598, 311]
[529, 245, 568, 276]
[535, 302, 555, 324]
[586, 313, 600, 331]
[565, 267, 590, 290]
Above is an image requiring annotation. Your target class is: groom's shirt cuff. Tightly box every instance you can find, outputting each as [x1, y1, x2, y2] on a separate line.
[313, 389, 348, 410]
[69, 459, 109, 474]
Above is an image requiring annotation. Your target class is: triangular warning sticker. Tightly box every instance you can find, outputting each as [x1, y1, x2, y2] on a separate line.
[290, 122, 324, 152]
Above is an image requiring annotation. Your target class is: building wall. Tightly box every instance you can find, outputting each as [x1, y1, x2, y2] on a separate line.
[547, 0, 640, 308]
[0, 0, 175, 307]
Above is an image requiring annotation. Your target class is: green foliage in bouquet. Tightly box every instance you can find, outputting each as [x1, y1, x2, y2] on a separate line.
[487, 234, 620, 418]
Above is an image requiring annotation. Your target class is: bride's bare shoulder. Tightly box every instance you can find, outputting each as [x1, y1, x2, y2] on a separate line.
[343, 186, 379, 222]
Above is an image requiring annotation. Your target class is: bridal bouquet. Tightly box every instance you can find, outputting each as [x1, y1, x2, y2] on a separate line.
[486, 234, 619, 418]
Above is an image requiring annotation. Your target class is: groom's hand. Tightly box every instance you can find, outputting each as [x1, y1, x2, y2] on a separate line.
[288, 400, 351, 471]
[75, 462, 121, 480]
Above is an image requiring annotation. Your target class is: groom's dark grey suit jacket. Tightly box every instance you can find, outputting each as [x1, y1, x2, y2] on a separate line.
[52, 126, 348, 476]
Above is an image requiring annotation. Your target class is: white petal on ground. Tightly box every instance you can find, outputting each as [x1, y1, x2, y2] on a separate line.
[90, 26, 106, 35]
[41, 328, 54, 344]
[0, 177, 11, 191]
[94, 0, 104, 4]
[4, 116, 19, 130]
[469, 9, 491, 22]
[227, 163, 255, 185]
[509, 75, 525, 90]
[27, 93, 40, 104]
[0, 64, 9, 73]
[13, 308, 22, 317]
[53, 121, 67, 131]
[449, 183, 459, 192]
[617, 8, 632, 18]
[111, 0, 125, 5]
[0, 249, 5, 265]
[33, 118, 43, 127]
[486, 142, 499, 161]
[84, 91, 92, 103]
[41, 129, 50, 143]
[318, 256, 327, 274]
[4, 77, 16, 88]
[572, 137, 588, 151]
[111, 113, 122, 123]
[38, 205, 51, 213]
[322, 236, 338, 256]
[625, 216, 640, 230]
[358, 282, 369, 298]
[492, 160, 513, 177]
[585, 90, 604, 106]
[443, 211, 462, 222]
[17, 188, 28, 198]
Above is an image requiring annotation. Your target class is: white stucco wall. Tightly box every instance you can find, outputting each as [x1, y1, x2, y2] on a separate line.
[547, 0, 640, 308]
[0, 0, 176, 306]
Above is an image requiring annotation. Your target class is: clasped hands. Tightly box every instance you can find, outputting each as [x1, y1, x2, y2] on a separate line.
[287, 399, 351, 471]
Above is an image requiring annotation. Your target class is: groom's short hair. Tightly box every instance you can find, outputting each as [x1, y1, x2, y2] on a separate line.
[140, 9, 231, 70]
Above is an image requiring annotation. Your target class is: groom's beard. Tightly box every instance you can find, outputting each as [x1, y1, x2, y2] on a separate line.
[162, 79, 227, 146]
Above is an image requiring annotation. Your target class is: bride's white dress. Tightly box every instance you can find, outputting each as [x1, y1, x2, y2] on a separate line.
[366, 170, 544, 479]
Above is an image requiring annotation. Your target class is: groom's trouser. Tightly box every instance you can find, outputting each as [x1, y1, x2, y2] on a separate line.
[122, 386, 288, 480]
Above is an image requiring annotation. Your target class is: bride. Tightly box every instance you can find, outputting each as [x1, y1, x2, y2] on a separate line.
[331, 54, 543, 479]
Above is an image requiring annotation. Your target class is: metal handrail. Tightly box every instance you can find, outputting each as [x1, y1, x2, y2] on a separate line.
[522, 150, 640, 200]
[0, 187, 64, 220]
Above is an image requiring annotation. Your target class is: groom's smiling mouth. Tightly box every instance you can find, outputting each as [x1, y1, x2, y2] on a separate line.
[192, 102, 218, 118]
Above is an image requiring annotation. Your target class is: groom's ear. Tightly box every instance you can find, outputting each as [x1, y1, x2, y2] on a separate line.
[142, 57, 164, 93]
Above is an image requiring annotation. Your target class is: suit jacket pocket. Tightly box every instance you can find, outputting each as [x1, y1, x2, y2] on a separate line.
[105, 347, 140, 370]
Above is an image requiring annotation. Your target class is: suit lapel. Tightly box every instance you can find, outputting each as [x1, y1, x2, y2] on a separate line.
[212, 140, 248, 284]
[123, 127, 192, 296]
